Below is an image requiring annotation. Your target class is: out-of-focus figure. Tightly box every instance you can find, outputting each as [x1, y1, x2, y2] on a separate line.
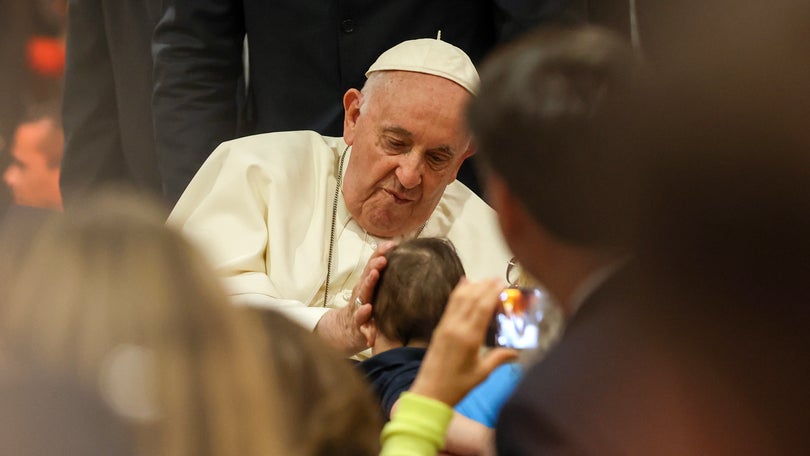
[0, 364, 136, 456]
[0, 191, 286, 456]
[3, 105, 64, 211]
[249, 309, 383, 456]
[0, 0, 66, 214]
[59, 0, 165, 207]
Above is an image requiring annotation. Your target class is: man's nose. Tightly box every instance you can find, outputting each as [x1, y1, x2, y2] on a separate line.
[3, 166, 17, 187]
[395, 153, 423, 189]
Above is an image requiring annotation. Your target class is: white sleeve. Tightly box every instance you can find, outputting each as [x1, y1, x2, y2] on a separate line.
[167, 135, 334, 333]
[229, 292, 330, 331]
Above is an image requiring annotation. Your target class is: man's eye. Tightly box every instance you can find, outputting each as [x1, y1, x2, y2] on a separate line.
[428, 153, 449, 164]
[386, 138, 406, 149]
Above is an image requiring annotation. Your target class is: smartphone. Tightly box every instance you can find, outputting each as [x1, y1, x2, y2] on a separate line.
[486, 287, 547, 350]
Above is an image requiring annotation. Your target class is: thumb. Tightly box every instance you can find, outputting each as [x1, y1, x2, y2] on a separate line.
[479, 348, 519, 378]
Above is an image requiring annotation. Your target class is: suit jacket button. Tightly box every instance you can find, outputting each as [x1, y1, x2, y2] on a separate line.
[341, 19, 356, 33]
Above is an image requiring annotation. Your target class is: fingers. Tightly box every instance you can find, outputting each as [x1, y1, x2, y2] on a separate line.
[355, 268, 380, 305]
[353, 240, 397, 304]
[364, 241, 396, 277]
[438, 277, 504, 346]
[354, 302, 373, 327]
[410, 277, 508, 406]
[480, 348, 519, 375]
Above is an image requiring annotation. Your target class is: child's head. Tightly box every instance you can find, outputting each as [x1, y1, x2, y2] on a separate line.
[364, 238, 465, 350]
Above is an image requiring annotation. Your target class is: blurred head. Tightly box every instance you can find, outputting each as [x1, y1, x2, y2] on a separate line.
[3, 105, 63, 211]
[342, 39, 478, 238]
[469, 26, 641, 251]
[362, 238, 465, 350]
[587, 5, 810, 451]
[0, 190, 286, 456]
[249, 309, 382, 455]
[622, 1, 810, 306]
[467, 27, 642, 305]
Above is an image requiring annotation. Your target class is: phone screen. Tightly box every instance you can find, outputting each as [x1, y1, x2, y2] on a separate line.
[486, 287, 545, 350]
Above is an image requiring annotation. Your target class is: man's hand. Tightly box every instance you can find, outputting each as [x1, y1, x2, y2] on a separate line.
[315, 241, 397, 354]
[410, 277, 518, 406]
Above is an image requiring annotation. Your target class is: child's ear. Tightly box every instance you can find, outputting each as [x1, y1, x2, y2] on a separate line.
[359, 319, 377, 348]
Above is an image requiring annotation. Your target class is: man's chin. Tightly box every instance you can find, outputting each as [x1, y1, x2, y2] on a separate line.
[358, 214, 421, 239]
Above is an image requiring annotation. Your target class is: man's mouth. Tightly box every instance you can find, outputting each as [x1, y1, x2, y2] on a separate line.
[383, 189, 414, 204]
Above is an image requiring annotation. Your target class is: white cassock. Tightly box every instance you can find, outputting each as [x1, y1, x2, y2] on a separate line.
[168, 130, 513, 330]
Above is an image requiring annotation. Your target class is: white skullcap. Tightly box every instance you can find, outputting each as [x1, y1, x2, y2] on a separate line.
[365, 38, 479, 95]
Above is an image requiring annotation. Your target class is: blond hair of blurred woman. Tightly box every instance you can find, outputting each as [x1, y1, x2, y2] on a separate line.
[0, 190, 286, 455]
[250, 308, 382, 455]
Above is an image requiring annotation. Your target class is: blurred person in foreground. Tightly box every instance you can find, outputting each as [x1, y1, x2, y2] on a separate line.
[249, 309, 382, 455]
[0, 364, 135, 456]
[3, 104, 64, 211]
[0, 191, 286, 455]
[383, 5, 810, 454]
[168, 38, 512, 357]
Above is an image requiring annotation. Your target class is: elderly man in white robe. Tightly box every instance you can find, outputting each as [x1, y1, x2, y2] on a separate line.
[168, 38, 512, 356]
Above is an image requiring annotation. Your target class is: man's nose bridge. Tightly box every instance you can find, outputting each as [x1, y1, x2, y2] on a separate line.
[402, 149, 425, 173]
[397, 150, 424, 185]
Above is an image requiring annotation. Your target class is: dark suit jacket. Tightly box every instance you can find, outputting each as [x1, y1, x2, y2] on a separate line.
[151, 0, 584, 205]
[60, 0, 166, 206]
[495, 266, 810, 455]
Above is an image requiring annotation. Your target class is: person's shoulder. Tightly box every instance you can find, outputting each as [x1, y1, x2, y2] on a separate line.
[221, 130, 340, 150]
[211, 130, 345, 165]
[434, 180, 502, 236]
[440, 180, 496, 215]
[432, 182, 512, 279]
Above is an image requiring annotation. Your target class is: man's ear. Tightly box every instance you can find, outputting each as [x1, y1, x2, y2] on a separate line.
[343, 88, 363, 145]
[486, 171, 522, 240]
[359, 318, 377, 348]
[450, 143, 476, 182]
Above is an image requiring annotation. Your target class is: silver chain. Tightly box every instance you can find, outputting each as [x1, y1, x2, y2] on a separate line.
[323, 146, 350, 307]
[322, 146, 429, 307]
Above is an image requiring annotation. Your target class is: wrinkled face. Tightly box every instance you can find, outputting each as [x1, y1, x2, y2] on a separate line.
[2, 120, 63, 210]
[342, 72, 474, 238]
